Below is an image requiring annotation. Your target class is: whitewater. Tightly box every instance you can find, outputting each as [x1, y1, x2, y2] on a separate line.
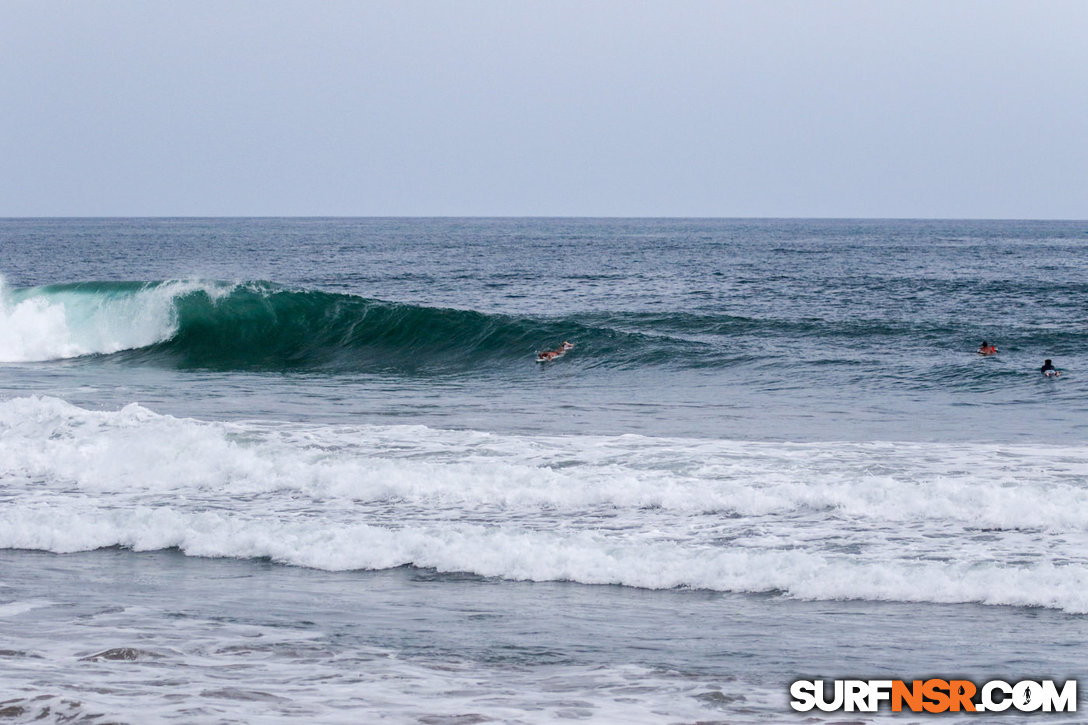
[5, 394, 1088, 613]
[0, 278, 182, 361]
[2, 217, 1087, 723]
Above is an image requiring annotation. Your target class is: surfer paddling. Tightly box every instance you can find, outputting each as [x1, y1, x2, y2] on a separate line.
[977, 341, 997, 355]
[1041, 359, 1061, 377]
[537, 341, 574, 363]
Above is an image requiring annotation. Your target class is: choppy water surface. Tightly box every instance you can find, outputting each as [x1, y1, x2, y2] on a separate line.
[2, 218, 1087, 722]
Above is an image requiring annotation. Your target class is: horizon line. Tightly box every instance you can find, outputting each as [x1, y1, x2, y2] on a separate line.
[2, 215, 1087, 223]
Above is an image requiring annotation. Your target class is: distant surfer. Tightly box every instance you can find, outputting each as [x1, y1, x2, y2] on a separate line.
[1041, 359, 1061, 377]
[537, 341, 574, 362]
[977, 341, 997, 355]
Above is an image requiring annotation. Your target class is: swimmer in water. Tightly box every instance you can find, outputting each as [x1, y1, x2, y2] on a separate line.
[1040, 359, 1061, 377]
[977, 341, 997, 355]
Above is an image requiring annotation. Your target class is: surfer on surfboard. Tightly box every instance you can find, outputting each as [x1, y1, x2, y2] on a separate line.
[537, 341, 574, 362]
[978, 341, 997, 355]
[1041, 359, 1061, 377]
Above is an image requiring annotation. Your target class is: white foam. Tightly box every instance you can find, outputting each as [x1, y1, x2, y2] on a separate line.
[0, 278, 221, 362]
[5, 395, 1088, 612]
[4, 634, 756, 725]
[0, 599, 53, 617]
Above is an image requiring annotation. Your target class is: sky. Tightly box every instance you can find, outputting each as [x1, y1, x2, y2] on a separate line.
[2, 1, 1087, 218]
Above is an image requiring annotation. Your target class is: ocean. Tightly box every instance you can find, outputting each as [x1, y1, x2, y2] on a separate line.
[1, 217, 1087, 723]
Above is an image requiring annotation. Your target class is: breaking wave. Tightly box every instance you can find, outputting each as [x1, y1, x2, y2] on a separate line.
[0, 279, 711, 371]
[3, 278, 1083, 375]
[5, 395, 1088, 612]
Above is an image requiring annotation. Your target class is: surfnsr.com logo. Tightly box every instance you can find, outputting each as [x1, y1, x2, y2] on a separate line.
[790, 679, 1077, 713]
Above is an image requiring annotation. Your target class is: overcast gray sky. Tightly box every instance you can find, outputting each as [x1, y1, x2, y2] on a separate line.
[2, 1, 1086, 218]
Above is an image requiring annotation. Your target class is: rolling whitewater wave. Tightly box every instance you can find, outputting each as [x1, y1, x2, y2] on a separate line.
[5, 395, 1088, 612]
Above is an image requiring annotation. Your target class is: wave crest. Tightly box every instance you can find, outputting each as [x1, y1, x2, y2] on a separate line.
[0, 279, 199, 362]
[0, 279, 714, 371]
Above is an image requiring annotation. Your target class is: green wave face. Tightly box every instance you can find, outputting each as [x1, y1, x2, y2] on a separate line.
[124, 282, 563, 371]
[14, 279, 1074, 376]
[4, 279, 715, 372]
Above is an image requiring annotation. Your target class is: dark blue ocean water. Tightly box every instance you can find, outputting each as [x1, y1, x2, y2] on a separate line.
[2, 217, 1086, 441]
[2, 218, 1088, 723]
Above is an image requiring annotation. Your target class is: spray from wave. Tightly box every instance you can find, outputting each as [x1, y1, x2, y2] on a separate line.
[0, 279, 203, 362]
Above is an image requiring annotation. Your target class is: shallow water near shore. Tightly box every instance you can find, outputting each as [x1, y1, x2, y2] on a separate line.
[2, 549, 1087, 723]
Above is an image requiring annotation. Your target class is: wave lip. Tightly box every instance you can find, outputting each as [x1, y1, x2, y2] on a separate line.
[0, 279, 713, 372]
[0, 279, 221, 363]
[141, 281, 545, 372]
[0, 278, 530, 370]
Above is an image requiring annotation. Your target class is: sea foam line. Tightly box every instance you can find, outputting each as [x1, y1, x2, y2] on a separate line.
[4, 504, 1088, 613]
[5, 396, 1088, 611]
[3, 396, 1088, 528]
